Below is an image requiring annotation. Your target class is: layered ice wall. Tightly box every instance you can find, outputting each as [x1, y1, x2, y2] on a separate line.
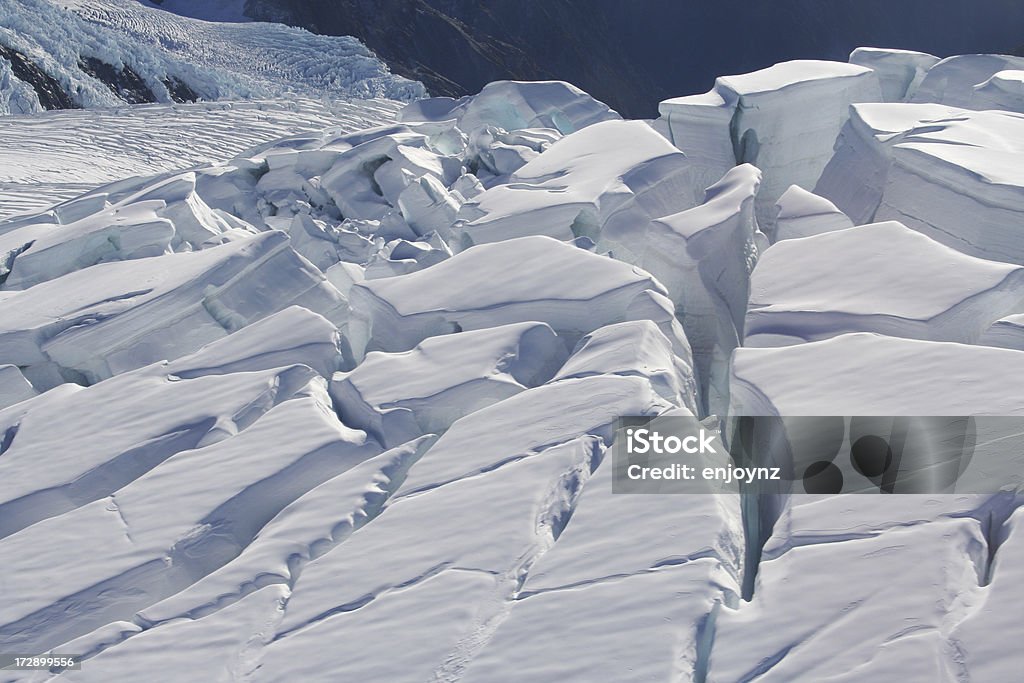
[598, 163, 763, 416]
[911, 53, 1024, 111]
[815, 104, 1024, 264]
[658, 60, 881, 231]
[849, 47, 939, 102]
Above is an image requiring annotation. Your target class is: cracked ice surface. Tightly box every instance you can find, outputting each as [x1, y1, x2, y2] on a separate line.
[724, 333, 1024, 681]
[658, 60, 881, 231]
[2, 44, 1024, 683]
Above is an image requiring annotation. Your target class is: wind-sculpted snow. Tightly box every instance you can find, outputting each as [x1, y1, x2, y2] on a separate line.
[553, 320, 698, 415]
[816, 104, 1024, 264]
[0, 231, 347, 387]
[261, 436, 604, 682]
[4, 47, 1024, 682]
[746, 221, 1024, 347]
[453, 119, 702, 249]
[0, 382, 378, 654]
[711, 519, 988, 682]
[331, 322, 568, 448]
[135, 436, 431, 628]
[0, 364, 36, 410]
[725, 334, 1024, 681]
[981, 313, 1024, 351]
[769, 184, 853, 243]
[165, 305, 343, 380]
[972, 70, 1024, 113]
[453, 406, 739, 681]
[730, 333, 1024, 417]
[0, 362, 319, 540]
[347, 235, 668, 358]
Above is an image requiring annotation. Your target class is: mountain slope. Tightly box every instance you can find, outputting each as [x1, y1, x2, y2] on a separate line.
[0, 0, 422, 115]
[240, 0, 1024, 117]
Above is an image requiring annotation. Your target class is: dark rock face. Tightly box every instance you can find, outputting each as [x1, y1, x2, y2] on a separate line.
[162, 76, 199, 103]
[0, 45, 78, 110]
[244, 0, 1024, 118]
[78, 56, 158, 105]
[0, 45, 199, 111]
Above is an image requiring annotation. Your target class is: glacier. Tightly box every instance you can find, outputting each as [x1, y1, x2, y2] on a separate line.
[2, 15, 1024, 681]
[0, 0, 422, 116]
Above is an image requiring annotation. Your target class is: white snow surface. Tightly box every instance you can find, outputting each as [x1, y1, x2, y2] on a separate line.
[730, 332, 1024, 417]
[347, 235, 670, 358]
[746, 221, 1024, 347]
[0, 98, 404, 219]
[0, 364, 37, 410]
[330, 322, 568, 447]
[0, 231, 348, 387]
[2, 45, 1024, 683]
[769, 184, 853, 243]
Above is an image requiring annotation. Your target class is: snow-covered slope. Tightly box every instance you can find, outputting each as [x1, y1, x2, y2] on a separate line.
[0, 98, 403, 219]
[2, 42, 1024, 683]
[0, 0, 421, 116]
